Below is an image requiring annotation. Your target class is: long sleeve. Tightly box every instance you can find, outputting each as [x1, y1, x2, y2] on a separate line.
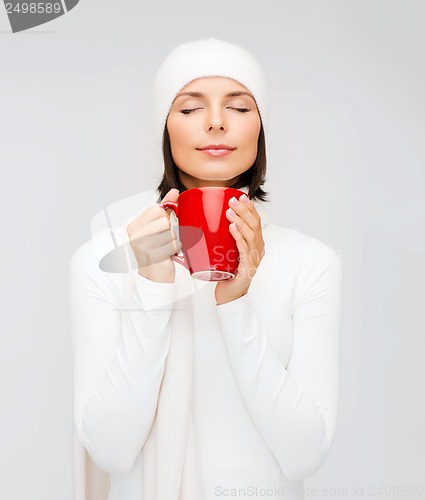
[69, 240, 176, 474]
[215, 244, 342, 482]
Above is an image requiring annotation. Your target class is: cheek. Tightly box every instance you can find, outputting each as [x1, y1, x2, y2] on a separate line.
[241, 122, 261, 159]
[167, 120, 199, 170]
[168, 119, 195, 152]
[168, 126, 185, 159]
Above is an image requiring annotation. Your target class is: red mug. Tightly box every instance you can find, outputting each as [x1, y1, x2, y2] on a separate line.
[160, 187, 245, 281]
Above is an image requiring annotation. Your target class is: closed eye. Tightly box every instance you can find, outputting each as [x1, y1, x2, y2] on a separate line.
[180, 108, 202, 114]
[228, 107, 251, 113]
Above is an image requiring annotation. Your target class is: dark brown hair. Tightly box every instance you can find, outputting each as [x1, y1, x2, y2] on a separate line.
[156, 120, 269, 203]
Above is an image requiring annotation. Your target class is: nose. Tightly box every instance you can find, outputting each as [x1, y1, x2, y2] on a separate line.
[205, 105, 227, 133]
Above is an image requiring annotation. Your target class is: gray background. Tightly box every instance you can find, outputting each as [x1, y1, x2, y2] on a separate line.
[1, 0, 424, 498]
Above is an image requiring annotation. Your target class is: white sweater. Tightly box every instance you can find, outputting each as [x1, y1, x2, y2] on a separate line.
[70, 187, 343, 500]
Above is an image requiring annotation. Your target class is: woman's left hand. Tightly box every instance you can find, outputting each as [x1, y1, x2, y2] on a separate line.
[215, 193, 265, 306]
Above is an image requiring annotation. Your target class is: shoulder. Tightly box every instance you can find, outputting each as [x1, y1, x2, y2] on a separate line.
[264, 224, 341, 286]
[70, 239, 97, 270]
[69, 239, 121, 298]
[69, 239, 105, 282]
[90, 187, 160, 269]
[264, 223, 341, 269]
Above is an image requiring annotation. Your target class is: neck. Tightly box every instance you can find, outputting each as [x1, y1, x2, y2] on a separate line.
[177, 170, 242, 190]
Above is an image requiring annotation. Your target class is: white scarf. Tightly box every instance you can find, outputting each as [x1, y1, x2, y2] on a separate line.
[140, 263, 204, 500]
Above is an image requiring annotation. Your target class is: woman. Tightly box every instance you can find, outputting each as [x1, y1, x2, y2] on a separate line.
[70, 38, 343, 500]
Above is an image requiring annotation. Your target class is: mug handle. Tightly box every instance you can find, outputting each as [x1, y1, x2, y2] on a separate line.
[159, 201, 190, 271]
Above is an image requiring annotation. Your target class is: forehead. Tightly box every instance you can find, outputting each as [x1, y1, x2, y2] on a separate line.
[178, 76, 250, 95]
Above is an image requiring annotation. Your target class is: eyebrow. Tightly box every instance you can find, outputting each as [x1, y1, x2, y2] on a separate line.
[174, 91, 255, 100]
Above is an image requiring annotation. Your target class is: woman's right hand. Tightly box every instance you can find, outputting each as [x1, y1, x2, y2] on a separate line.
[127, 188, 181, 283]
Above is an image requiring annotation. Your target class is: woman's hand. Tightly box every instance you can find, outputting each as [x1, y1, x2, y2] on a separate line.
[215, 193, 265, 305]
[127, 188, 181, 283]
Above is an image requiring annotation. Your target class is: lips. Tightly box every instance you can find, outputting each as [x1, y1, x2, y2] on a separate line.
[198, 144, 235, 150]
[197, 144, 235, 157]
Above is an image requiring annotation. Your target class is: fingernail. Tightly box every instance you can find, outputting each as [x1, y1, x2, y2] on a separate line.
[240, 194, 250, 204]
[230, 197, 240, 207]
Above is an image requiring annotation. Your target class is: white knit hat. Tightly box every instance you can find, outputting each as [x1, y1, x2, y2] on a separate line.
[153, 38, 267, 144]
